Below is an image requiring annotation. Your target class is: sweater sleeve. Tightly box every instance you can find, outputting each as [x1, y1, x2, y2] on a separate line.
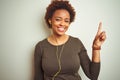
[79, 42, 100, 80]
[34, 42, 44, 80]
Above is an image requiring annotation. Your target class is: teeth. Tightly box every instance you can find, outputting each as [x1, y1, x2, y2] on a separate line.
[58, 27, 64, 32]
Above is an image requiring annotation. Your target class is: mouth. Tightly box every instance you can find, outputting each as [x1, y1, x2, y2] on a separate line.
[57, 27, 65, 32]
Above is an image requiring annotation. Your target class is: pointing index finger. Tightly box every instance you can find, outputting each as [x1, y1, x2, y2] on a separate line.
[97, 22, 102, 35]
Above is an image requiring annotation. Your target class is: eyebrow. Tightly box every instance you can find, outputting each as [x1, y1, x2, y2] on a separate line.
[55, 17, 70, 20]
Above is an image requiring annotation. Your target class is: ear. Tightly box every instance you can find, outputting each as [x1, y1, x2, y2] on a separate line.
[48, 19, 51, 24]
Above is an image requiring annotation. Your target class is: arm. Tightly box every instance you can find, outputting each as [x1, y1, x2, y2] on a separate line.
[34, 42, 44, 80]
[80, 22, 106, 80]
[80, 46, 100, 80]
[92, 22, 106, 63]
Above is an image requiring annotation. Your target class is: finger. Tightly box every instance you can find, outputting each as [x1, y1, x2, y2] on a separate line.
[101, 35, 106, 41]
[100, 31, 106, 41]
[97, 22, 102, 35]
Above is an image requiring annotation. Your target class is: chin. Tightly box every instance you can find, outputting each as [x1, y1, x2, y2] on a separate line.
[56, 32, 66, 36]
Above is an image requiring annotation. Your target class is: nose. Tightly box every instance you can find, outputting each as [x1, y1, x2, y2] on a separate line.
[60, 20, 65, 26]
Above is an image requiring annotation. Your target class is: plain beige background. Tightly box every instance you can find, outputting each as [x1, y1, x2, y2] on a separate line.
[0, 0, 120, 80]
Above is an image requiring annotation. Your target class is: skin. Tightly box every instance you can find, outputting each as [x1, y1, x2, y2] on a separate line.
[47, 9, 106, 63]
[48, 9, 70, 45]
[92, 22, 106, 62]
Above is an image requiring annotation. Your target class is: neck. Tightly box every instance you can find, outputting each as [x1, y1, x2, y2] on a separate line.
[49, 34, 69, 45]
[53, 34, 66, 40]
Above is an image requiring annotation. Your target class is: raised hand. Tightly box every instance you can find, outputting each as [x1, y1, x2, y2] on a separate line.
[92, 22, 106, 50]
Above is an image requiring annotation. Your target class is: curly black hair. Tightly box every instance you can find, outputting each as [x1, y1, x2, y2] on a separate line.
[45, 0, 76, 28]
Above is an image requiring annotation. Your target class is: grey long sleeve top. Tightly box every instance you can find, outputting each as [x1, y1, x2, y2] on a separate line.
[34, 36, 100, 80]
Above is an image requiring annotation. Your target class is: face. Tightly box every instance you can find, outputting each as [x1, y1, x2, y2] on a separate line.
[49, 9, 70, 36]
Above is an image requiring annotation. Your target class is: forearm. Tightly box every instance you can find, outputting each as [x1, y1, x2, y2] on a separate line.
[92, 50, 100, 63]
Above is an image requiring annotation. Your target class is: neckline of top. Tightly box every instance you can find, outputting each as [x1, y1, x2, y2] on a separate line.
[46, 35, 71, 47]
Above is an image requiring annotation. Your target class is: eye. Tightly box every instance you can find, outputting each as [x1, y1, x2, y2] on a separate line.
[65, 20, 70, 23]
[55, 18, 61, 21]
[65, 19, 70, 23]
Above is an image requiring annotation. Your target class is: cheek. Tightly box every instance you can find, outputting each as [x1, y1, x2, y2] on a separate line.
[51, 22, 58, 30]
[66, 24, 70, 28]
[52, 21, 59, 27]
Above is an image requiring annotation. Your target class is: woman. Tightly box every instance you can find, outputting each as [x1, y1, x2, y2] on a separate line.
[34, 0, 106, 80]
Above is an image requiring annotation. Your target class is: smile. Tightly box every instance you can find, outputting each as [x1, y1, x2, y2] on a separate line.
[57, 27, 65, 32]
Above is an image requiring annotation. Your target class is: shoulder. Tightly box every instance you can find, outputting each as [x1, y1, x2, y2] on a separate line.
[69, 36, 86, 49]
[35, 38, 47, 48]
[39, 38, 48, 45]
[70, 36, 83, 44]
[34, 38, 47, 56]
